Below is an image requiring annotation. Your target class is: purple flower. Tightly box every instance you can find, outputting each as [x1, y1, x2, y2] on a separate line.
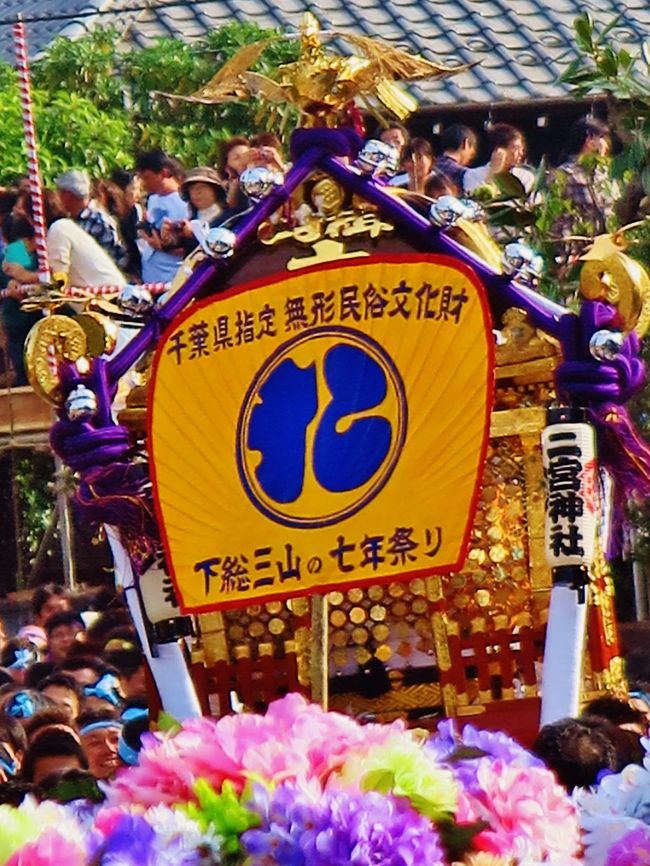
[606, 824, 650, 865]
[425, 719, 458, 762]
[426, 720, 545, 798]
[426, 719, 544, 791]
[243, 780, 445, 866]
[90, 814, 157, 866]
[459, 724, 544, 769]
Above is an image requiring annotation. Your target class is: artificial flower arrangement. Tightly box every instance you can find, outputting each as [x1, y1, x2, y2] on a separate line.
[575, 738, 650, 866]
[0, 694, 582, 866]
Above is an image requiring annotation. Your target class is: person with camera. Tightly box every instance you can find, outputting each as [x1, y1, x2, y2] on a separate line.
[134, 149, 189, 284]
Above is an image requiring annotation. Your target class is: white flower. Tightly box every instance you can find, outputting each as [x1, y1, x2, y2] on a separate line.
[144, 804, 221, 863]
[580, 812, 645, 866]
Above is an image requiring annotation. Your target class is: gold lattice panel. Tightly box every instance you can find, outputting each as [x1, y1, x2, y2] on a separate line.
[220, 597, 310, 661]
[327, 579, 435, 676]
[443, 435, 539, 638]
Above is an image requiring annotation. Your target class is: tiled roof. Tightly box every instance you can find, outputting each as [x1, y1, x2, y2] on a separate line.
[1, 0, 649, 107]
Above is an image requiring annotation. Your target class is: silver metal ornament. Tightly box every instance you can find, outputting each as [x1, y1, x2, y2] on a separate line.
[589, 329, 625, 362]
[205, 226, 237, 258]
[459, 198, 485, 222]
[355, 139, 400, 176]
[240, 165, 283, 201]
[65, 384, 97, 421]
[118, 284, 155, 316]
[501, 241, 544, 284]
[428, 195, 468, 228]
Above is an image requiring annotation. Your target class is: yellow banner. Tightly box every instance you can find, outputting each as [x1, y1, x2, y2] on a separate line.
[150, 255, 494, 612]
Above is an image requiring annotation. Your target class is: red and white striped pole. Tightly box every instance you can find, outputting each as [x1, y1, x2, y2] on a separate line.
[13, 18, 50, 283]
[0, 282, 170, 301]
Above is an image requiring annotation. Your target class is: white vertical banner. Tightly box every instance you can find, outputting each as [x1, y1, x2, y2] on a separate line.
[105, 525, 202, 721]
[542, 422, 598, 570]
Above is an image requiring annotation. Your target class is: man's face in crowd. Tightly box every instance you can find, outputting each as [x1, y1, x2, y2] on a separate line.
[123, 664, 147, 699]
[138, 169, 166, 195]
[583, 132, 610, 158]
[37, 595, 70, 627]
[41, 684, 80, 719]
[61, 667, 99, 688]
[48, 623, 83, 663]
[82, 726, 121, 779]
[505, 135, 525, 169]
[381, 127, 407, 155]
[459, 137, 477, 166]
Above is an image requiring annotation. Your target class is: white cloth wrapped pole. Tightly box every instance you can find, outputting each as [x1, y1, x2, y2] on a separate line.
[540, 584, 589, 725]
[105, 525, 202, 721]
[540, 419, 597, 726]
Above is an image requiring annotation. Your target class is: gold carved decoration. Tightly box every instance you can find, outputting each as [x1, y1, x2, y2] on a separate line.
[495, 308, 560, 379]
[580, 233, 650, 337]
[259, 209, 394, 270]
[160, 13, 470, 123]
[493, 308, 560, 411]
[24, 315, 88, 405]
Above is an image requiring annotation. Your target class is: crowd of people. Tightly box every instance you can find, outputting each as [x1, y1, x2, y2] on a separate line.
[0, 577, 649, 810]
[0, 115, 625, 387]
[0, 582, 148, 804]
[0, 112, 644, 806]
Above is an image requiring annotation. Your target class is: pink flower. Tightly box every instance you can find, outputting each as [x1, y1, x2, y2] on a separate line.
[5, 829, 86, 866]
[461, 758, 581, 863]
[106, 694, 403, 808]
[606, 825, 650, 866]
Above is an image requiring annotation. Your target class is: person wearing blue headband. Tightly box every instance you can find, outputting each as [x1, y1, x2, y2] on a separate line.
[1, 639, 39, 685]
[78, 709, 122, 780]
[118, 706, 149, 767]
[82, 672, 123, 712]
[2, 689, 52, 721]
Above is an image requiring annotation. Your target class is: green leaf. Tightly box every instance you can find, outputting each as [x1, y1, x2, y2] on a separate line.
[493, 172, 527, 199]
[574, 12, 594, 53]
[598, 46, 620, 78]
[437, 819, 491, 863]
[362, 768, 396, 793]
[619, 48, 633, 70]
[157, 710, 181, 734]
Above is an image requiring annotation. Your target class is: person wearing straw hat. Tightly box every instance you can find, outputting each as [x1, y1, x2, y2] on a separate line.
[182, 166, 227, 224]
[176, 166, 244, 252]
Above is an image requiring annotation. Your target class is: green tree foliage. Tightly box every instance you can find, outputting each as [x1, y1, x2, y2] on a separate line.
[0, 23, 298, 185]
[560, 13, 650, 439]
[0, 63, 133, 185]
[0, 22, 299, 185]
